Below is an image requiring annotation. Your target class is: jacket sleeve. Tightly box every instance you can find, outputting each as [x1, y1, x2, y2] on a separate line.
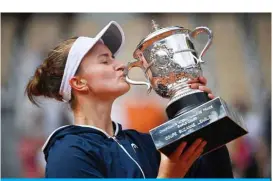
[186, 145, 234, 178]
[45, 142, 104, 178]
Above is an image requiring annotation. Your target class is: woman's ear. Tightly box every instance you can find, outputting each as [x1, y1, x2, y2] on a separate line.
[69, 77, 89, 92]
[80, 79, 87, 85]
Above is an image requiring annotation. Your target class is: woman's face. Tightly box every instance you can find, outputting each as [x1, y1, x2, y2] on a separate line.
[76, 42, 130, 100]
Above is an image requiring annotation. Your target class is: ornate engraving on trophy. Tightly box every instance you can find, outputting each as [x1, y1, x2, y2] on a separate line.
[150, 43, 174, 66]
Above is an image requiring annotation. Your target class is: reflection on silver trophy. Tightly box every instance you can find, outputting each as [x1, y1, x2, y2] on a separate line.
[124, 20, 248, 156]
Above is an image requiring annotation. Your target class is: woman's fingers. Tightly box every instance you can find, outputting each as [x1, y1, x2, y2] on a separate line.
[186, 141, 207, 165]
[187, 76, 207, 85]
[198, 76, 207, 85]
[208, 93, 215, 99]
[189, 84, 215, 99]
[189, 83, 202, 89]
[169, 142, 187, 160]
[187, 78, 199, 84]
[188, 76, 213, 96]
[190, 84, 212, 94]
[157, 139, 207, 178]
[179, 139, 203, 162]
[198, 85, 212, 94]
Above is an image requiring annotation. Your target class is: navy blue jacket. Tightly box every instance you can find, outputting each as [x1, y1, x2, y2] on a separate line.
[43, 122, 234, 178]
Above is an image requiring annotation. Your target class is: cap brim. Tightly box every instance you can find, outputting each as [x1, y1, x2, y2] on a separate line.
[94, 21, 125, 56]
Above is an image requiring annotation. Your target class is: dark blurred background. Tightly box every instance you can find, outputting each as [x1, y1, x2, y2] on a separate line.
[1, 13, 271, 178]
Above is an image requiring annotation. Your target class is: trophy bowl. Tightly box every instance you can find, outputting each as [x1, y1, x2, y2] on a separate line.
[124, 20, 248, 156]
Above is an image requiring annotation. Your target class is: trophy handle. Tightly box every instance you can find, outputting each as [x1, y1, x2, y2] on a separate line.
[189, 27, 213, 63]
[124, 60, 152, 93]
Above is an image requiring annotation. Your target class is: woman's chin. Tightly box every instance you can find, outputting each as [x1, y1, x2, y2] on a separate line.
[120, 84, 130, 94]
[109, 81, 130, 97]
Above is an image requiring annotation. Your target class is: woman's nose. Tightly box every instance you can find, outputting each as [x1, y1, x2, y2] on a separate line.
[115, 62, 126, 71]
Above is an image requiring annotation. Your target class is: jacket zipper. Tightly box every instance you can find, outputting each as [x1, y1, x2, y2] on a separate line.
[112, 136, 146, 178]
[72, 123, 145, 178]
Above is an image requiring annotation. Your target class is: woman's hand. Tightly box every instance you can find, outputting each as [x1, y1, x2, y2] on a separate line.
[157, 139, 207, 178]
[187, 76, 215, 99]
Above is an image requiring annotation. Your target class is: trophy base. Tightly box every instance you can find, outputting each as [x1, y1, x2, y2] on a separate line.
[149, 97, 248, 156]
[166, 92, 210, 118]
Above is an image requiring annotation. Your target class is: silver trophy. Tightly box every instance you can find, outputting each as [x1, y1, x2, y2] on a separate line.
[125, 20, 247, 156]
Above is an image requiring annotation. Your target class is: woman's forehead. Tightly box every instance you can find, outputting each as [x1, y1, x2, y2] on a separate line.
[87, 42, 111, 57]
[80, 42, 110, 65]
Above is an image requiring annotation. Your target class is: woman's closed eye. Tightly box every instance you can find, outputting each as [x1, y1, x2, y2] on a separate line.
[99, 54, 114, 64]
[100, 56, 110, 64]
[102, 59, 109, 64]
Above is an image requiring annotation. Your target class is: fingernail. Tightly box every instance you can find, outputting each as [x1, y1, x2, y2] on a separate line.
[200, 76, 206, 81]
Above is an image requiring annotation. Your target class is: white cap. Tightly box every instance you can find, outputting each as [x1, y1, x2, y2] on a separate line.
[59, 21, 125, 102]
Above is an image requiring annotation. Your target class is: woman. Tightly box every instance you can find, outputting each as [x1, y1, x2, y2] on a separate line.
[26, 21, 233, 178]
